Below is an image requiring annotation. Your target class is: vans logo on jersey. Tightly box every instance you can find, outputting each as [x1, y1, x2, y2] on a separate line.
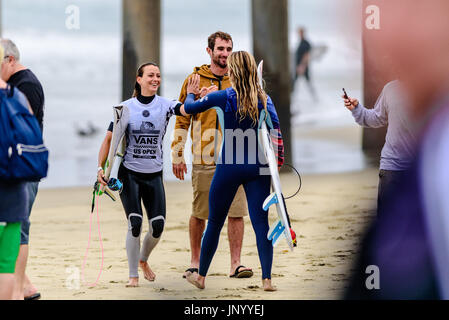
[133, 135, 159, 145]
[142, 110, 150, 117]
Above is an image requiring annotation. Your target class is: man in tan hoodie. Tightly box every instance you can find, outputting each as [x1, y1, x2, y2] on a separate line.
[172, 31, 253, 279]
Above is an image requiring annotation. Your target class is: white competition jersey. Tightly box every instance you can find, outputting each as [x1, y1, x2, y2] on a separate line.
[120, 95, 179, 173]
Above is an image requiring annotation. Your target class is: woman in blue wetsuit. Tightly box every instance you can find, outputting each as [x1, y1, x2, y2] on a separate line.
[179, 51, 284, 291]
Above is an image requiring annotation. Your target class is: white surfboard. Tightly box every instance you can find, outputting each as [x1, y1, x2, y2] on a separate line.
[257, 61, 294, 251]
[310, 44, 328, 62]
[104, 105, 128, 185]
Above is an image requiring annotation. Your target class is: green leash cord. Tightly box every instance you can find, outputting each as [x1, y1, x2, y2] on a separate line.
[91, 161, 116, 213]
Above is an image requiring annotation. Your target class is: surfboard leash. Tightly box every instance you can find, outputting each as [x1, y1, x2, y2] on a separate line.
[82, 183, 105, 287]
[280, 163, 301, 247]
[282, 163, 302, 200]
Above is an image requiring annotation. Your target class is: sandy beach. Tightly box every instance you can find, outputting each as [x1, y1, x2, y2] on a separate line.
[26, 166, 378, 300]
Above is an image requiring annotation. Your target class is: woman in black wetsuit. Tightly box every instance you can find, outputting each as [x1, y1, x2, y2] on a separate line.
[97, 63, 183, 287]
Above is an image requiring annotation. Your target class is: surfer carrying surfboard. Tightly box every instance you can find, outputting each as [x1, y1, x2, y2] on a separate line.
[180, 51, 285, 292]
[96, 62, 184, 287]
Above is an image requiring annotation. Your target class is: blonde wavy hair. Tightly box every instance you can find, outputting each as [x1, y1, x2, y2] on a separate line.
[227, 51, 268, 126]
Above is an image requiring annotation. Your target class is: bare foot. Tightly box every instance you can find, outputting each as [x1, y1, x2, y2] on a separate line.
[139, 260, 156, 282]
[183, 266, 199, 279]
[126, 277, 139, 287]
[186, 273, 205, 289]
[262, 278, 277, 292]
[23, 286, 38, 298]
[23, 277, 39, 299]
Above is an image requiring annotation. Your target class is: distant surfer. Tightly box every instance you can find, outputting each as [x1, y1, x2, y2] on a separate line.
[96, 62, 184, 287]
[179, 51, 285, 291]
[294, 27, 318, 101]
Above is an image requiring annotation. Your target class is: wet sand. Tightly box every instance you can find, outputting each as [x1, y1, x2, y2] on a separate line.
[27, 168, 378, 300]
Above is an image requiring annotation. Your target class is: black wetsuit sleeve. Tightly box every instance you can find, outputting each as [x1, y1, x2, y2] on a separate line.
[107, 121, 113, 132]
[184, 90, 227, 114]
[173, 103, 183, 116]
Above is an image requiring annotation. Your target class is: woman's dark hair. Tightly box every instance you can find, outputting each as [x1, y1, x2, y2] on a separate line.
[132, 62, 159, 97]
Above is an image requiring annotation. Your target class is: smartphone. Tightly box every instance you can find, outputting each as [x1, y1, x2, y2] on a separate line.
[342, 88, 349, 100]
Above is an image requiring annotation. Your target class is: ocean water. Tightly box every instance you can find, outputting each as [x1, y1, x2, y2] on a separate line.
[1, 0, 363, 189]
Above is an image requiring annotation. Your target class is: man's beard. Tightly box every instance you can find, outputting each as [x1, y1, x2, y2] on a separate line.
[213, 55, 227, 69]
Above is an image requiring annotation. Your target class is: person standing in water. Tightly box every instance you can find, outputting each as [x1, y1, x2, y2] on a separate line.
[294, 27, 317, 101]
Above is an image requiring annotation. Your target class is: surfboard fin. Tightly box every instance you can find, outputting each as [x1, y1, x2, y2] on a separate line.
[268, 220, 298, 248]
[263, 192, 279, 211]
[267, 219, 285, 247]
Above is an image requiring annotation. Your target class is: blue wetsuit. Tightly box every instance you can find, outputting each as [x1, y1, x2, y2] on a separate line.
[184, 87, 282, 279]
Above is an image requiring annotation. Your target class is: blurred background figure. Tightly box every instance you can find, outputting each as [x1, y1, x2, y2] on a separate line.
[342, 80, 418, 216]
[346, 0, 449, 299]
[294, 27, 317, 101]
[75, 121, 99, 137]
[0, 43, 32, 300]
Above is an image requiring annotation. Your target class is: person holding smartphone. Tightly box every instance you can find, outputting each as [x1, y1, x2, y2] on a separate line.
[342, 81, 419, 215]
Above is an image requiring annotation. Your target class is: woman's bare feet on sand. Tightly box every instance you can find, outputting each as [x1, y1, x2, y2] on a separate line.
[126, 277, 139, 287]
[139, 260, 156, 282]
[186, 273, 205, 289]
[262, 278, 277, 292]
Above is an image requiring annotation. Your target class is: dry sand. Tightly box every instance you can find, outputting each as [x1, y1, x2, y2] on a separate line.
[27, 167, 379, 300]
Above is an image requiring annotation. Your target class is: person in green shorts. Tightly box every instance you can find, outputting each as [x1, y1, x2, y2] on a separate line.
[0, 44, 31, 300]
[0, 222, 22, 299]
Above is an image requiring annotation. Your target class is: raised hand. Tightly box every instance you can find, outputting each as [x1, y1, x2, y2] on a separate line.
[199, 86, 208, 98]
[199, 85, 218, 98]
[187, 74, 201, 95]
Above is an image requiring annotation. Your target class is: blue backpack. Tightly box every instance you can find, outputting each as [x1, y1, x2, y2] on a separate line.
[0, 85, 48, 181]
